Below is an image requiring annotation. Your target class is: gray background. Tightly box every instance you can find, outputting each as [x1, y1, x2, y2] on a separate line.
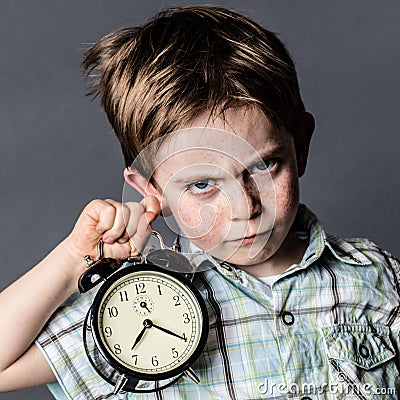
[0, 1, 399, 399]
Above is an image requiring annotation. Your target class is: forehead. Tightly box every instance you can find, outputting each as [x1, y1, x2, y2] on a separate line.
[151, 107, 292, 182]
[186, 107, 288, 148]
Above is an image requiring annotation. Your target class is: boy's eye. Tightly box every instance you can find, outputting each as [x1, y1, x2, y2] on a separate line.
[187, 179, 215, 194]
[249, 159, 277, 174]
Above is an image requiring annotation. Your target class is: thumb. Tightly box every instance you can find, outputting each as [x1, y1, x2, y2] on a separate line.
[139, 195, 162, 222]
[129, 195, 162, 255]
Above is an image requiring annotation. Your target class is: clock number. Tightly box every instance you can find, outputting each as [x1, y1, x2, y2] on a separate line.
[182, 332, 187, 341]
[107, 306, 118, 318]
[132, 354, 138, 365]
[157, 285, 163, 295]
[151, 355, 159, 367]
[171, 347, 179, 359]
[119, 290, 129, 302]
[183, 313, 190, 324]
[135, 283, 146, 294]
[104, 327, 113, 337]
[173, 295, 181, 306]
[114, 344, 122, 354]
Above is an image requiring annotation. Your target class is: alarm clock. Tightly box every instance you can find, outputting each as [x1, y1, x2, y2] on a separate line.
[78, 234, 209, 394]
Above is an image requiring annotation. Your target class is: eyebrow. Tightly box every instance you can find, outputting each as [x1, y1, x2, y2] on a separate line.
[171, 171, 227, 185]
[169, 144, 288, 185]
[247, 144, 287, 165]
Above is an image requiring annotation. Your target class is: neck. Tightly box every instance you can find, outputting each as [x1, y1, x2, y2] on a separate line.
[238, 233, 308, 278]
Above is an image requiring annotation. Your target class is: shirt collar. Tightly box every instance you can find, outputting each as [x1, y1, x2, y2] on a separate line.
[292, 204, 372, 269]
[179, 204, 372, 277]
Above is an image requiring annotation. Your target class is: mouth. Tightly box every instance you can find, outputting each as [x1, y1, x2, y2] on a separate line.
[228, 230, 271, 246]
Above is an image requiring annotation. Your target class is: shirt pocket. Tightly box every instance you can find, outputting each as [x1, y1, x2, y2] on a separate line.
[321, 323, 399, 399]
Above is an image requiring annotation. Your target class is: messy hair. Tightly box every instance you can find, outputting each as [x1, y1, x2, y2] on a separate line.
[83, 5, 305, 171]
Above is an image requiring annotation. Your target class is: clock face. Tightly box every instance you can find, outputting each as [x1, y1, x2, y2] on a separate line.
[92, 264, 207, 380]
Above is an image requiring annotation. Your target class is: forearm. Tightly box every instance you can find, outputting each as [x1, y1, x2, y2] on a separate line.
[0, 237, 85, 373]
[0, 198, 158, 391]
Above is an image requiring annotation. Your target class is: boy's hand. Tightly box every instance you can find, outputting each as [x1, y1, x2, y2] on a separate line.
[65, 196, 161, 266]
[0, 197, 160, 390]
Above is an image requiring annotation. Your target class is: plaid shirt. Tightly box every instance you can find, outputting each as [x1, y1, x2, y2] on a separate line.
[36, 205, 400, 399]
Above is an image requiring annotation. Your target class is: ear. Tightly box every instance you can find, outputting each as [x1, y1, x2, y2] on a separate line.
[295, 112, 315, 177]
[123, 168, 172, 215]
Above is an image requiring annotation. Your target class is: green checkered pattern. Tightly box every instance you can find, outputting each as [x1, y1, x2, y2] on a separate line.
[36, 205, 400, 399]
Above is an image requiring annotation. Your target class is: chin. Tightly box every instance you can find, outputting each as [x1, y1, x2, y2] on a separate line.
[219, 243, 276, 267]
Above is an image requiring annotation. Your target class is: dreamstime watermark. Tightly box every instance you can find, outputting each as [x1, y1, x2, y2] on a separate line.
[257, 378, 397, 396]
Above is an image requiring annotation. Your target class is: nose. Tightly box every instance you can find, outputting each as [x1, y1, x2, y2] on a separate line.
[228, 176, 262, 220]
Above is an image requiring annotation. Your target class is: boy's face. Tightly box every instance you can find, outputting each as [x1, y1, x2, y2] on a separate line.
[144, 107, 312, 272]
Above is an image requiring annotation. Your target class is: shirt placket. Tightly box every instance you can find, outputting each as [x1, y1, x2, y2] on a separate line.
[271, 275, 334, 400]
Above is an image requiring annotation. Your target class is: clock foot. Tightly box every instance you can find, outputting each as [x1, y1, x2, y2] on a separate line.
[113, 374, 128, 394]
[184, 368, 200, 384]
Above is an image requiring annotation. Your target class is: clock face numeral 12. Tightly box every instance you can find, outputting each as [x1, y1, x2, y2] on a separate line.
[94, 266, 207, 380]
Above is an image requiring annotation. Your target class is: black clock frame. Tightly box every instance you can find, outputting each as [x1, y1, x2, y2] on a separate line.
[86, 261, 209, 391]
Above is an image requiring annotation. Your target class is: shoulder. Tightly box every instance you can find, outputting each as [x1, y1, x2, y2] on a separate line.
[297, 204, 399, 271]
[324, 233, 400, 299]
[345, 236, 399, 265]
[327, 233, 400, 271]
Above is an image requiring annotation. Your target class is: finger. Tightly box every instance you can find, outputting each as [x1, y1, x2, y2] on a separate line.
[73, 199, 116, 246]
[129, 196, 161, 254]
[117, 231, 130, 244]
[102, 241, 132, 259]
[92, 200, 118, 235]
[125, 198, 159, 253]
[129, 212, 153, 255]
[139, 195, 161, 218]
[69, 199, 118, 259]
[101, 200, 131, 244]
[122, 201, 146, 240]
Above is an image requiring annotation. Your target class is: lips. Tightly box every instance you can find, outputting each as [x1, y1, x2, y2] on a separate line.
[228, 230, 271, 245]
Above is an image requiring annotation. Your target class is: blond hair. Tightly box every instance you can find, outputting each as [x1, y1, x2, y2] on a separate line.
[83, 6, 305, 170]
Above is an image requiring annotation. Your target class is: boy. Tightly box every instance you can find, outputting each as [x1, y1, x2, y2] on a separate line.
[0, 5, 399, 400]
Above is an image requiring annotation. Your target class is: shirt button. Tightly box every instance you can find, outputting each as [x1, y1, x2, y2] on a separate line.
[359, 344, 370, 358]
[281, 311, 295, 326]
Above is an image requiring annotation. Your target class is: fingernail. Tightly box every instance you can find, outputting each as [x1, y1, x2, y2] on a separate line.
[103, 237, 114, 244]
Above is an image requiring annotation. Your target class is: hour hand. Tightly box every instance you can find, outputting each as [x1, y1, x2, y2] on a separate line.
[131, 319, 153, 349]
[140, 301, 151, 313]
[152, 323, 187, 341]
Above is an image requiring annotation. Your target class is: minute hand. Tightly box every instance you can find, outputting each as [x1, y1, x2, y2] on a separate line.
[152, 323, 187, 341]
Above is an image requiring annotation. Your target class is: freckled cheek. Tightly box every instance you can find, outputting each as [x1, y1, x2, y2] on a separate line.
[176, 197, 205, 228]
[274, 171, 299, 222]
[175, 197, 230, 245]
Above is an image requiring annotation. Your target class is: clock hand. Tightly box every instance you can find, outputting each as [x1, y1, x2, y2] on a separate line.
[152, 323, 187, 342]
[131, 319, 153, 349]
[140, 301, 151, 313]
[131, 326, 146, 350]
